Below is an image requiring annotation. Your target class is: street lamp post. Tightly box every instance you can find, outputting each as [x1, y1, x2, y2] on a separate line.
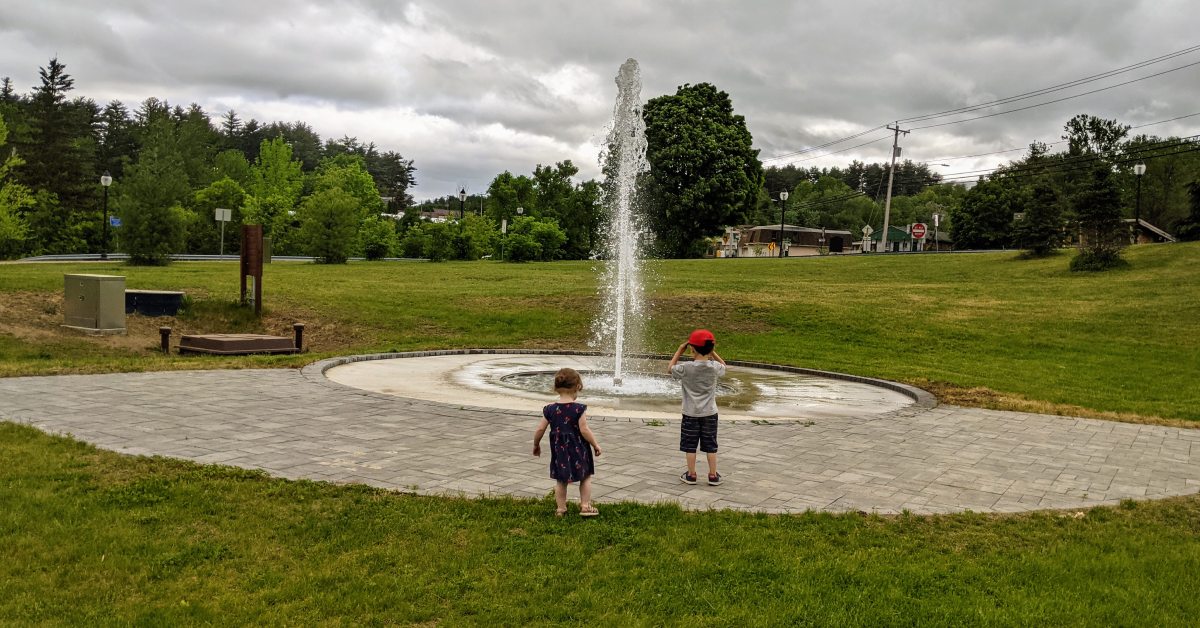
[778, 191, 789, 258]
[1133, 163, 1146, 244]
[100, 171, 113, 260]
[458, 188, 467, 220]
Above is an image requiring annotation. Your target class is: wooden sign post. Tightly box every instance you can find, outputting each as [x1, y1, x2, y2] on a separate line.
[240, 225, 263, 316]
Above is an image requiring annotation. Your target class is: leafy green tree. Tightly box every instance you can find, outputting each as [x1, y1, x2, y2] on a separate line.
[643, 82, 763, 257]
[0, 113, 32, 258]
[297, 188, 359, 263]
[503, 232, 541, 262]
[188, 177, 246, 254]
[1071, 165, 1126, 271]
[485, 171, 536, 223]
[312, 155, 384, 217]
[1063, 114, 1130, 156]
[243, 138, 303, 238]
[420, 222, 455, 262]
[949, 179, 1015, 249]
[360, 215, 398, 260]
[212, 149, 252, 187]
[1012, 182, 1064, 256]
[532, 160, 598, 258]
[398, 224, 430, 258]
[116, 118, 190, 265]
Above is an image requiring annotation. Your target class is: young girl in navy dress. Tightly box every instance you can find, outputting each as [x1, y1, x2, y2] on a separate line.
[533, 368, 602, 517]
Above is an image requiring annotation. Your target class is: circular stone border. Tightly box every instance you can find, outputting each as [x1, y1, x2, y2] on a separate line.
[301, 350, 938, 417]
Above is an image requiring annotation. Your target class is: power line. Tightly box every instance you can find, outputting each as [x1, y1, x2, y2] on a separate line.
[909, 59, 1200, 131]
[912, 111, 1200, 165]
[897, 44, 1200, 124]
[763, 44, 1200, 164]
[934, 135, 1200, 183]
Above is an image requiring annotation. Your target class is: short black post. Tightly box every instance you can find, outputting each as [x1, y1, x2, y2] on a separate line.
[159, 327, 171, 354]
[293, 323, 305, 352]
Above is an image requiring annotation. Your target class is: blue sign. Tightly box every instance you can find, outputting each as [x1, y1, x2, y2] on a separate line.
[109, 216, 122, 227]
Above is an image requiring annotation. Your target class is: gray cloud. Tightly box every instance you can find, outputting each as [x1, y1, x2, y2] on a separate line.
[1, 0, 1197, 198]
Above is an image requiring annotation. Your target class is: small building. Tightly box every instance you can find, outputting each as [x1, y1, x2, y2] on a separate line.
[722, 225, 858, 257]
[1124, 218, 1177, 244]
[865, 226, 915, 253]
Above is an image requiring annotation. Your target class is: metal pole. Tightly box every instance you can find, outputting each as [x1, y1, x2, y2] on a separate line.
[1134, 174, 1143, 244]
[219, 219, 226, 257]
[778, 191, 788, 258]
[779, 199, 785, 258]
[881, 124, 909, 253]
[101, 185, 109, 260]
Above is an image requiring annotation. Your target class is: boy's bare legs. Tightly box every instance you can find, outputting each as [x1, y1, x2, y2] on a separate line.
[579, 476, 593, 510]
[685, 452, 698, 477]
[706, 453, 718, 478]
[554, 481, 568, 513]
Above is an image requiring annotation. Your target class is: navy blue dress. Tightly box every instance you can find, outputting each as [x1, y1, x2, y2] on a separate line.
[543, 402, 594, 483]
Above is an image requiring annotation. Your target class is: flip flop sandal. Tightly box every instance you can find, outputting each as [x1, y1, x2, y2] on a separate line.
[580, 505, 600, 517]
[555, 508, 568, 517]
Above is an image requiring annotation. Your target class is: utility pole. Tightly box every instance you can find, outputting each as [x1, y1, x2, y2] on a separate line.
[880, 124, 909, 253]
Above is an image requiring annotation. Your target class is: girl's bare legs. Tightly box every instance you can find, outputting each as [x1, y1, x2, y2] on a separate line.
[555, 481, 568, 513]
[579, 476, 593, 510]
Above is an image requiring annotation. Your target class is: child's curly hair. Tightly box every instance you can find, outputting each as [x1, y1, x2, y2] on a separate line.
[553, 367, 583, 392]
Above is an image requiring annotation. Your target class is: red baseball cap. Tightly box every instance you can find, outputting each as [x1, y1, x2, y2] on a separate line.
[688, 329, 715, 346]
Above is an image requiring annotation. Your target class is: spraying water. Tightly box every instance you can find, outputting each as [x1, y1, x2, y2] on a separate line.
[593, 59, 651, 385]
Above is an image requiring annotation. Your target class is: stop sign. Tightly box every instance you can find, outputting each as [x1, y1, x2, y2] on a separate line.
[912, 223, 927, 239]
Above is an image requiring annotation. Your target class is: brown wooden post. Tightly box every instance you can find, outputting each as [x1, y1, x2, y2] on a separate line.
[240, 224, 264, 316]
[293, 322, 305, 352]
[159, 327, 171, 354]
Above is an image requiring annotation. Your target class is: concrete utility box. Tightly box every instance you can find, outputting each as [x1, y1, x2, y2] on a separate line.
[63, 274, 126, 333]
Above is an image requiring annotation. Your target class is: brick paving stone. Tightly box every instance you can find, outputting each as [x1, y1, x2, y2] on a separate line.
[3, 368, 1199, 514]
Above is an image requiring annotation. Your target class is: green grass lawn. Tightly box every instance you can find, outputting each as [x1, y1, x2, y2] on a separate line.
[3, 245, 1200, 624]
[3, 423, 1199, 625]
[3, 243, 1198, 420]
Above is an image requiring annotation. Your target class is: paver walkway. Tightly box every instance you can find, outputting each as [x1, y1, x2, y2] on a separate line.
[3, 366, 1198, 514]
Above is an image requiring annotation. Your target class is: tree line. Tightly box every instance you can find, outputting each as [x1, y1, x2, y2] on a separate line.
[948, 114, 1200, 269]
[0, 58, 415, 262]
[3, 58, 1197, 264]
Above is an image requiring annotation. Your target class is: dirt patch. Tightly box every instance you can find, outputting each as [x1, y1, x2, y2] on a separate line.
[0, 291, 361, 356]
[912, 379, 1199, 429]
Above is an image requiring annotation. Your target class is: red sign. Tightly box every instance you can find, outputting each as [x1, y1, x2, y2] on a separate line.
[911, 223, 927, 239]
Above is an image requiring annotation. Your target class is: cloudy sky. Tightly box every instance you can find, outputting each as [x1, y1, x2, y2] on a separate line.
[2, 0, 1197, 199]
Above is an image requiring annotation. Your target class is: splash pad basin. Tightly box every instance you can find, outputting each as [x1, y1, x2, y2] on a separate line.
[322, 352, 926, 421]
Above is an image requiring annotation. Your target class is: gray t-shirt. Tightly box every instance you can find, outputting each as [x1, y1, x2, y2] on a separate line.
[671, 360, 726, 417]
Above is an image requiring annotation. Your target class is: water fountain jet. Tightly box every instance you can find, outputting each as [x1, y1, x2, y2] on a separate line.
[593, 59, 650, 386]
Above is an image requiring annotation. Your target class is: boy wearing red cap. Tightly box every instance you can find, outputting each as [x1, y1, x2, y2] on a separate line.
[667, 329, 727, 486]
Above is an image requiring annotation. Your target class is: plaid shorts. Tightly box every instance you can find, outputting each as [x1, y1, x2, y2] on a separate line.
[679, 414, 719, 453]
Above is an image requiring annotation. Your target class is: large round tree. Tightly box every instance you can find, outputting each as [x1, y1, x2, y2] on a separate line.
[643, 83, 762, 258]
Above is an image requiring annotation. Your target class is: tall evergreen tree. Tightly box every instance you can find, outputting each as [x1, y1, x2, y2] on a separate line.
[1071, 165, 1126, 271]
[116, 117, 190, 265]
[20, 58, 95, 246]
[97, 100, 138, 180]
[1013, 182, 1064, 256]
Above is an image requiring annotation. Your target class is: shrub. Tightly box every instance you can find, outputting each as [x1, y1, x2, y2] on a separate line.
[504, 233, 542, 262]
[297, 189, 360, 264]
[360, 216, 398, 260]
